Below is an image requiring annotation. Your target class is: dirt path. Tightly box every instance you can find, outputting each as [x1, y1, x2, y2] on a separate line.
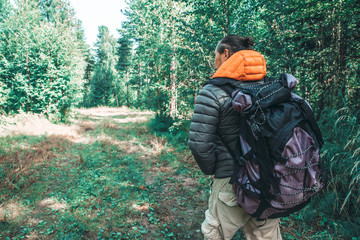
[0, 107, 208, 239]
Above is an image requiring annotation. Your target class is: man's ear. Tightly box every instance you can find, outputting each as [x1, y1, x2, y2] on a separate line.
[224, 49, 229, 60]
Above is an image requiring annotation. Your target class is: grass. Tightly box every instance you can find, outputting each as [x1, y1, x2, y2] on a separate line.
[0, 107, 207, 239]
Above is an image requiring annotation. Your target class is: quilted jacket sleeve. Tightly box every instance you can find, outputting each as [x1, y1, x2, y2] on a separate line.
[188, 84, 220, 175]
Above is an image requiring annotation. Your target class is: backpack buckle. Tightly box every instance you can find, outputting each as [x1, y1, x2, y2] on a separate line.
[239, 156, 247, 164]
[251, 123, 261, 135]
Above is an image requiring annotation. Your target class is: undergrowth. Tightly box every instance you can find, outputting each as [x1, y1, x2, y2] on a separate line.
[305, 108, 360, 238]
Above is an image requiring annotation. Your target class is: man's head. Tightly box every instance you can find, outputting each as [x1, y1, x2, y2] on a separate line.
[214, 35, 254, 69]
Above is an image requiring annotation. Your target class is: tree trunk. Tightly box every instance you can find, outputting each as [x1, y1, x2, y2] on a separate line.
[126, 66, 130, 107]
[157, 88, 162, 117]
[169, 55, 177, 119]
[138, 63, 141, 105]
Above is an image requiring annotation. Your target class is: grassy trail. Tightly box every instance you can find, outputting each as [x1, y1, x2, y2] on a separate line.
[0, 107, 208, 239]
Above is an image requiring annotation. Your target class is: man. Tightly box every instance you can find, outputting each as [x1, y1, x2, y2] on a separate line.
[188, 35, 282, 240]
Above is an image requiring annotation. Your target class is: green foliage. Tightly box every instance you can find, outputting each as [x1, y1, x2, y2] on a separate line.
[308, 108, 360, 237]
[0, 0, 87, 121]
[252, 0, 360, 117]
[119, 0, 359, 125]
[0, 0, 12, 23]
[116, 33, 132, 72]
[117, 0, 212, 117]
[149, 114, 174, 132]
[0, 81, 9, 109]
[81, 47, 96, 107]
[114, 32, 133, 107]
[86, 26, 120, 107]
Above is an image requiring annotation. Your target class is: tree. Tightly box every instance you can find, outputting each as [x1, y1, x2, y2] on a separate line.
[0, 0, 12, 23]
[252, 0, 360, 116]
[116, 32, 133, 106]
[89, 26, 118, 106]
[82, 46, 95, 107]
[0, 0, 86, 120]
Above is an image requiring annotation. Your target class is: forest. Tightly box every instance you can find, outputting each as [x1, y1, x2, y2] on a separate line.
[0, 0, 359, 239]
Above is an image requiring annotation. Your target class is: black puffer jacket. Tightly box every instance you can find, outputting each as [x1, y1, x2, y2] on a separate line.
[188, 79, 244, 178]
[189, 50, 267, 178]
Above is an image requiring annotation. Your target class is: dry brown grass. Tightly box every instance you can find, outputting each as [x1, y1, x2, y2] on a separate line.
[76, 106, 152, 118]
[0, 106, 156, 203]
[0, 112, 79, 139]
[0, 136, 70, 202]
[0, 107, 154, 144]
[77, 120, 96, 132]
[0, 200, 29, 222]
[37, 197, 67, 212]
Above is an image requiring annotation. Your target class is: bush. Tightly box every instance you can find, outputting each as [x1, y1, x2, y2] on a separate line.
[149, 114, 175, 133]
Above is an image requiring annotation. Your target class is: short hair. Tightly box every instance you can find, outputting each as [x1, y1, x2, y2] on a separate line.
[216, 35, 254, 55]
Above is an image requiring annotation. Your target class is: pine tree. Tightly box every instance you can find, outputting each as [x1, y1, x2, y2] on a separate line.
[89, 26, 118, 106]
[115, 32, 133, 106]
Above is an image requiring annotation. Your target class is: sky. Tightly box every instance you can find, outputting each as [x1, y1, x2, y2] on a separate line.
[69, 0, 128, 46]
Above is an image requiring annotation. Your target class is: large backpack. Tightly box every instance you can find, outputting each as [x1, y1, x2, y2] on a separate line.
[207, 73, 326, 219]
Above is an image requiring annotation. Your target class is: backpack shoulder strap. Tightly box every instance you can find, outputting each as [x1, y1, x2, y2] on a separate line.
[205, 77, 267, 97]
[204, 77, 238, 96]
[204, 77, 238, 87]
[217, 84, 234, 97]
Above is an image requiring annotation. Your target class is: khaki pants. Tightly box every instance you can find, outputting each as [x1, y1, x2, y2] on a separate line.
[202, 178, 282, 240]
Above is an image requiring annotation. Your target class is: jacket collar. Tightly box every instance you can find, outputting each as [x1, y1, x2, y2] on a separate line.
[212, 50, 267, 81]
